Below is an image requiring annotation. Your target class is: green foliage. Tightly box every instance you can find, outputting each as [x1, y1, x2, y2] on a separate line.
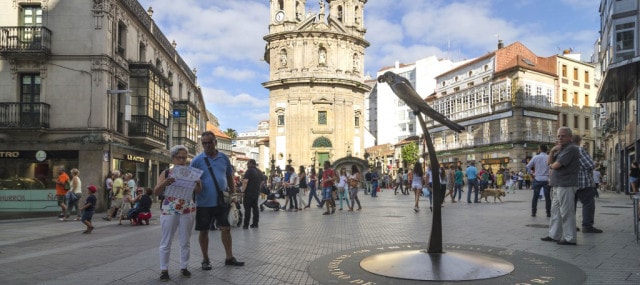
[224, 128, 238, 139]
[401, 142, 419, 166]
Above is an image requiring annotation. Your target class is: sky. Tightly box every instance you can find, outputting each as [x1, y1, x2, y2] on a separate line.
[137, 0, 601, 133]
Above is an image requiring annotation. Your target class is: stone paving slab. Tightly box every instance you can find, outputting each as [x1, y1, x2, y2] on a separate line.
[0, 189, 638, 284]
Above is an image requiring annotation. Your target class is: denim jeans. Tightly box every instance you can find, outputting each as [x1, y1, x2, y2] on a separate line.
[531, 179, 551, 216]
[371, 181, 378, 197]
[467, 179, 479, 202]
[454, 182, 463, 201]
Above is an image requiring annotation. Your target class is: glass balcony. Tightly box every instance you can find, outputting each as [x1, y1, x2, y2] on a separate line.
[128, 115, 167, 144]
[0, 102, 50, 128]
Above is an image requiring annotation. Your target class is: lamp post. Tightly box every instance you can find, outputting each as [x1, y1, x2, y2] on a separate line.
[270, 155, 276, 189]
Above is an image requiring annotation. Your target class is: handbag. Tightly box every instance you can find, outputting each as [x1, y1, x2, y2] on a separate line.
[204, 157, 230, 207]
[349, 179, 359, 188]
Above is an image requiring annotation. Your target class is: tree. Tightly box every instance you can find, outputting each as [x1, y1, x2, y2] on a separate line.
[401, 141, 419, 167]
[224, 128, 238, 139]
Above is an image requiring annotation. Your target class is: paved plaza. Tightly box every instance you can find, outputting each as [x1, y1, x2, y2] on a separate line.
[0, 188, 639, 284]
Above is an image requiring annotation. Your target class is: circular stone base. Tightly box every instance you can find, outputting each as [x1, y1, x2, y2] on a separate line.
[360, 249, 514, 281]
[308, 243, 586, 284]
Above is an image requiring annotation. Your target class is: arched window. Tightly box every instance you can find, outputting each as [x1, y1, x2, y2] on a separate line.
[312, 137, 333, 148]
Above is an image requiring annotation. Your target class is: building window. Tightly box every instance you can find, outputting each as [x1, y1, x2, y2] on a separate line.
[585, 117, 590, 130]
[139, 42, 146, 62]
[573, 68, 578, 80]
[573, 115, 579, 129]
[573, 92, 578, 105]
[562, 65, 567, 77]
[562, 89, 567, 102]
[277, 114, 285, 126]
[467, 82, 474, 88]
[584, 71, 589, 83]
[117, 21, 127, 56]
[584, 94, 589, 106]
[562, 114, 567, 127]
[318, 111, 327, 125]
[354, 115, 360, 127]
[616, 22, 635, 51]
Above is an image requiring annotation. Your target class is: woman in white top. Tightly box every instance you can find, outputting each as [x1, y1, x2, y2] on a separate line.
[65, 168, 82, 220]
[411, 162, 425, 212]
[337, 167, 350, 210]
[348, 165, 362, 211]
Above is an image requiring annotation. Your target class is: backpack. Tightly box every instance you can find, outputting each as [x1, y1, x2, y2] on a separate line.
[299, 175, 307, 188]
[482, 172, 490, 181]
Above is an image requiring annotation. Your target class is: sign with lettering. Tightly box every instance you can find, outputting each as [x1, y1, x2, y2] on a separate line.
[481, 157, 510, 165]
[126, 155, 145, 163]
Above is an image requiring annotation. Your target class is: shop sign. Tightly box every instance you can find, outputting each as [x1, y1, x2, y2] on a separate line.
[481, 157, 510, 165]
[0, 151, 21, 158]
[126, 155, 145, 163]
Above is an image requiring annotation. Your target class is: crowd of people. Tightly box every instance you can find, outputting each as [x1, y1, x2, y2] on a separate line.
[49, 126, 619, 281]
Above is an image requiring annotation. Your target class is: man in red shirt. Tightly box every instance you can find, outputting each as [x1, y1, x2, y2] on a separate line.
[320, 161, 336, 215]
[56, 167, 70, 220]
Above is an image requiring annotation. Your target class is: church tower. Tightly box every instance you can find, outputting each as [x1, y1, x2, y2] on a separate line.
[263, 0, 370, 170]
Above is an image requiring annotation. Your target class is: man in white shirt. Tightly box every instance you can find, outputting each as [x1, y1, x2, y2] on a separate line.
[527, 145, 551, 217]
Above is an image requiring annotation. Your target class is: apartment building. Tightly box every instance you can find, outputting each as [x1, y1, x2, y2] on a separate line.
[596, 0, 640, 193]
[0, 0, 207, 212]
[425, 41, 595, 172]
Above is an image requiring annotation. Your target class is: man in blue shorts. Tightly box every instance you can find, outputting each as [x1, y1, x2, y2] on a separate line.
[191, 131, 244, 270]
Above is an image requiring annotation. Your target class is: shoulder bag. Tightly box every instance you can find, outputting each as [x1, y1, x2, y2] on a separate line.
[204, 157, 230, 207]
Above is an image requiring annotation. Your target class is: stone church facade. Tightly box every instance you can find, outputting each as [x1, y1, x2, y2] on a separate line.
[263, 0, 370, 170]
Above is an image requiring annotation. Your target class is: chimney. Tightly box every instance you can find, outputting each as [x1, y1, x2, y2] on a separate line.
[497, 40, 504, 49]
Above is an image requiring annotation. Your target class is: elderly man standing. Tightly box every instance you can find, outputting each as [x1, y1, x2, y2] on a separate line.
[542, 127, 580, 245]
[190, 131, 244, 270]
[527, 145, 551, 217]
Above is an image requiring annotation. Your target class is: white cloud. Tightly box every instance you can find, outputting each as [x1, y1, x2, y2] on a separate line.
[212, 66, 256, 81]
[201, 87, 268, 108]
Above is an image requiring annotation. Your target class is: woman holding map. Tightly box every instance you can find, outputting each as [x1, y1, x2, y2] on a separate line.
[154, 145, 202, 281]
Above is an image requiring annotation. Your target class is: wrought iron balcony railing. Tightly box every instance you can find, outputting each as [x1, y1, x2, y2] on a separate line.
[129, 115, 167, 143]
[0, 102, 50, 128]
[0, 26, 52, 55]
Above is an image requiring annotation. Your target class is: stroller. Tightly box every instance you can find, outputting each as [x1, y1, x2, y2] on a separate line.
[260, 186, 283, 211]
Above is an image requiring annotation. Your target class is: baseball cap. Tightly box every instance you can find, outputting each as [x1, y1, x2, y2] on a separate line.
[87, 185, 97, 193]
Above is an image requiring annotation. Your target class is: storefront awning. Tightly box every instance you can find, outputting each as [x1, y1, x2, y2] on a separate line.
[597, 57, 640, 103]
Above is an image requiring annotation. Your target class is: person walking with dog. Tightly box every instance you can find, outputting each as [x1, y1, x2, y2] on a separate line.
[466, 162, 480, 203]
[527, 145, 551, 217]
[572, 135, 603, 234]
[541, 127, 580, 245]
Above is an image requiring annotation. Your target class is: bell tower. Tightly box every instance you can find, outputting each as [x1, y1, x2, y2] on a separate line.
[263, 0, 370, 170]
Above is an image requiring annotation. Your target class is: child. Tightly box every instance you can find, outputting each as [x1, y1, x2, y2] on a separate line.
[80, 185, 97, 234]
[118, 189, 132, 225]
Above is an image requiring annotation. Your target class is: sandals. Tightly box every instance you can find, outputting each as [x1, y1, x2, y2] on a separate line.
[201, 260, 212, 271]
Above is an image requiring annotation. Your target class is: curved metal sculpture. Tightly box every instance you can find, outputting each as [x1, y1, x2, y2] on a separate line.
[378, 71, 463, 253]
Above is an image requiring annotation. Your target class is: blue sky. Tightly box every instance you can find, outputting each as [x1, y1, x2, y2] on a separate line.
[138, 0, 600, 133]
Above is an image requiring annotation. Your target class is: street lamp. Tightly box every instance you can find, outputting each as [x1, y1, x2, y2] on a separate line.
[270, 155, 276, 188]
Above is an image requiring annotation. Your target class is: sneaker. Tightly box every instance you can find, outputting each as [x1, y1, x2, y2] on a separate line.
[250, 224, 258, 228]
[181, 268, 191, 278]
[224, 257, 244, 266]
[201, 260, 212, 270]
[540, 236, 557, 242]
[322, 212, 330, 215]
[160, 271, 170, 281]
[414, 207, 420, 213]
